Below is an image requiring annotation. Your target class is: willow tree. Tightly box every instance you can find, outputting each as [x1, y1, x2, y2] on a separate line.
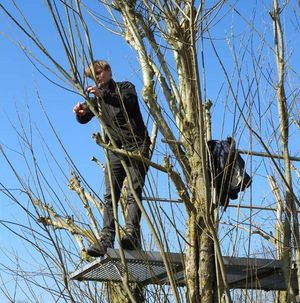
[1, 1, 300, 303]
[106, 2, 227, 302]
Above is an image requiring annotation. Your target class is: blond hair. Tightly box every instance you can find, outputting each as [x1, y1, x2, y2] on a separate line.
[84, 60, 111, 78]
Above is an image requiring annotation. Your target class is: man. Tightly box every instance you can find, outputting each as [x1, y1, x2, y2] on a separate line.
[73, 60, 150, 257]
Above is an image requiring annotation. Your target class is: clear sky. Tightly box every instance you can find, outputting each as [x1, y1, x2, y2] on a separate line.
[0, 1, 300, 302]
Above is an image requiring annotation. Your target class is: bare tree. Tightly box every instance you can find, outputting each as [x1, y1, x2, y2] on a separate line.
[270, 1, 300, 302]
[1, 1, 300, 303]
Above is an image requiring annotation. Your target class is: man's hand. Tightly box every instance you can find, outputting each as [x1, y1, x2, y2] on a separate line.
[86, 86, 105, 98]
[73, 102, 88, 116]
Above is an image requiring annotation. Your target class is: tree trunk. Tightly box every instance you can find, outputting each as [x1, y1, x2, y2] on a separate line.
[272, 1, 299, 301]
[185, 146, 216, 303]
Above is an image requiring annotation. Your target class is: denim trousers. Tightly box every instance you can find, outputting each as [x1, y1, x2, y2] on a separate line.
[102, 149, 149, 239]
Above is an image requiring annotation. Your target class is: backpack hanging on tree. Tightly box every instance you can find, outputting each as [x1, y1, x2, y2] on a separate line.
[207, 137, 252, 210]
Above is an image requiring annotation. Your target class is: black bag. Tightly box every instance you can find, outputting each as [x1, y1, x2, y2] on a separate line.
[208, 137, 251, 210]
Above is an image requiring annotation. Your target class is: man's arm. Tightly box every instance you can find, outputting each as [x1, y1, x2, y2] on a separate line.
[87, 82, 138, 111]
[73, 102, 94, 124]
[103, 82, 137, 110]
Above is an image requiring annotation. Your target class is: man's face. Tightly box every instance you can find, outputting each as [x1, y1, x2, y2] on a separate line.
[95, 67, 111, 87]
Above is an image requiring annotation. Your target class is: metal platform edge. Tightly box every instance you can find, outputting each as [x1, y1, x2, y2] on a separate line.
[69, 248, 184, 282]
[69, 249, 298, 291]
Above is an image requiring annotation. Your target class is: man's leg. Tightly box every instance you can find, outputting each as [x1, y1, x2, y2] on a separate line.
[87, 151, 126, 257]
[102, 151, 126, 236]
[122, 157, 149, 250]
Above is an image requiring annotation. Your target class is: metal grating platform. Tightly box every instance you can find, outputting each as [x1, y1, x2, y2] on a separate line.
[70, 249, 298, 290]
[222, 257, 297, 290]
[70, 249, 184, 286]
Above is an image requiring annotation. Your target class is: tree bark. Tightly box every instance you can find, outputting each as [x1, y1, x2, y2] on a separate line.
[272, 1, 299, 301]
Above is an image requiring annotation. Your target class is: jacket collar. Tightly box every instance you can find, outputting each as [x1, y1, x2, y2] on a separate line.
[107, 79, 116, 91]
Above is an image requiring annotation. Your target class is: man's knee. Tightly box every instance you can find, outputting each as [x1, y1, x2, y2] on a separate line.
[126, 189, 143, 204]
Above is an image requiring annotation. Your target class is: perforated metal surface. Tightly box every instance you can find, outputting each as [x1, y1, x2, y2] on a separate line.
[70, 249, 183, 286]
[70, 250, 298, 290]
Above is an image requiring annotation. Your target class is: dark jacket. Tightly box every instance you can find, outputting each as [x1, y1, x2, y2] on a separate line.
[77, 80, 150, 151]
[208, 137, 251, 210]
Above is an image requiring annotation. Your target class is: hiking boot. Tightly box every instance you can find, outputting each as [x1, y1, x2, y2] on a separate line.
[87, 233, 114, 257]
[121, 229, 141, 250]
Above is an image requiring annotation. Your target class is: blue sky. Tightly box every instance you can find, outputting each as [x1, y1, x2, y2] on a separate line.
[0, 1, 300, 301]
